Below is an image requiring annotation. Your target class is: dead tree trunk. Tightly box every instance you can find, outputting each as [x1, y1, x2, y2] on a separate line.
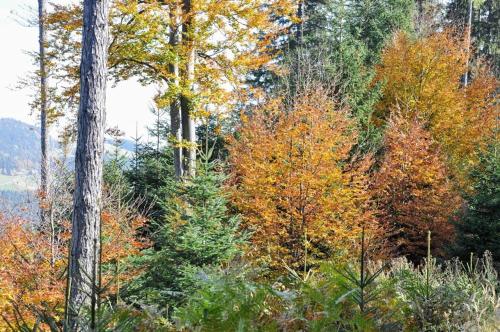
[66, 0, 110, 330]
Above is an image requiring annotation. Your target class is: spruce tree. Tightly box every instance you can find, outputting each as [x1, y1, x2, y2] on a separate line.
[129, 150, 244, 308]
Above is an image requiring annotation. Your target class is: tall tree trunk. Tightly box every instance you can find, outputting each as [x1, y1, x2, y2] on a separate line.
[296, 0, 304, 45]
[66, 0, 109, 330]
[181, 0, 196, 177]
[417, 0, 424, 34]
[464, 0, 473, 86]
[169, 3, 184, 179]
[38, 0, 54, 263]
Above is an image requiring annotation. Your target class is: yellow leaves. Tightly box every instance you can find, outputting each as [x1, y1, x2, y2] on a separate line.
[375, 29, 498, 190]
[376, 30, 466, 121]
[228, 87, 374, 272]
[47, 4, 82, 31]
[48, 0, 297, 125]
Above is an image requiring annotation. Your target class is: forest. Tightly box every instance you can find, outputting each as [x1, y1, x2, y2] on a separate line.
[0, 0, 499, 331]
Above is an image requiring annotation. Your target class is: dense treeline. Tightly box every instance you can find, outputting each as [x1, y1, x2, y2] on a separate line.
[0, 0, 498, 331]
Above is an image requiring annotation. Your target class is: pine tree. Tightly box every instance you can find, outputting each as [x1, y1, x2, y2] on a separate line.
[125, 113, 177, 236]
[103, 126, 130, 200]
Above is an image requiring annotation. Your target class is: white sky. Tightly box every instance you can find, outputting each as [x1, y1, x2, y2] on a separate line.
[0, 0, 156, 138]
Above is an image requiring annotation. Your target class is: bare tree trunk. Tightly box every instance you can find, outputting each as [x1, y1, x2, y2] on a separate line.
[417, 0, 424, 34]
[38, 0, 48, 203]
[181, 0, 196, 177]
[66, 0, 109, 330]
[38, 0, 55, 265]
[464, 0, 473, 86]
[296, 0, 304, 45]
[169, 3, 184, 179]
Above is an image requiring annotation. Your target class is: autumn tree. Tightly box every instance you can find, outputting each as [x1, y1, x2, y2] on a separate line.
[371, 115, 461, 261]
[0, 209, 145, 331]
[0, 217, 65, 331]
[375, 30, 498, 189]
[228, 87, 373, 271]
[46, 0, 296, 179]
[66, 0, 110, 329]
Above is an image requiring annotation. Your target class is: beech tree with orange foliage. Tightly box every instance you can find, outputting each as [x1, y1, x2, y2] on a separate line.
[0, 217, 65, 331]
[228, 87, 374, 272]
[0, 210, 146, 331]
[375, 30, 498, 190]
[371, 115, 461, 262]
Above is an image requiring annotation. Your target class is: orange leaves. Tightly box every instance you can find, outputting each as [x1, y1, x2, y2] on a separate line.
[0, 217, 65, 330]
[375, 30, 498, 189]
[0, 211, 147, 330]
[228, 88, 374, 271]
[372, 30, 497, 259]
[101, 211, 147, 265]
[100, 211, 148, 295]
[371, 115, 461, 261]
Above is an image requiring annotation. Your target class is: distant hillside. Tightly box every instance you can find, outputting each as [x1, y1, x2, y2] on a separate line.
[0, 118, 44, 176]
[0, 118, 135, 180]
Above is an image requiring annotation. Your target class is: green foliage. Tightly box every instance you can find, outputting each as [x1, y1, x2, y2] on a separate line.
[453, 146, 500, 265]
[292, 0, 415, 62]
[125, 144, 178, 232]
[128, 152, 245, 309]
[174, 265, 282, 331]
[346, 0, 415, 62]
[123, 104, 177, 231]
[68, 303, 172, 332]
[173, 251, 498, 331]
[278, 230, 398, 331]
[196, 114, 230, 163]
[333, 230, 386, 315]
[103, 133, 131, 199]
[279, 263, 392, 332]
